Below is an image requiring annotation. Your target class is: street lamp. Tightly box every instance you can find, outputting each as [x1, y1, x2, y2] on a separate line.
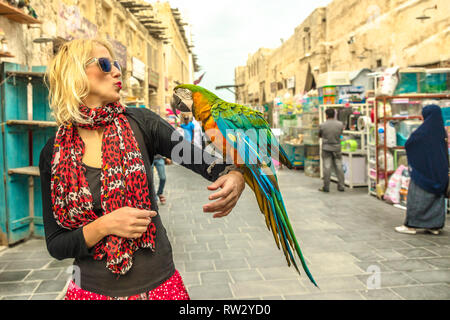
[416, 5, 437, 21]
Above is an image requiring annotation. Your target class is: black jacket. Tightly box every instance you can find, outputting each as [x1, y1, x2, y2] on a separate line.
[38, 107, 231, 296]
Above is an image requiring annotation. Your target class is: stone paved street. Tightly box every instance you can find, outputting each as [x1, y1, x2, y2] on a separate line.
[0, 164, 449, 300]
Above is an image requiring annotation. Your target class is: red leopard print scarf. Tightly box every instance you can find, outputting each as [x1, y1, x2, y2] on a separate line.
[51, 102, 156, 275]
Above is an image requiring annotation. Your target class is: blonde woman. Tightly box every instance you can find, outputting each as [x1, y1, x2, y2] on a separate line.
[39, 39, 245, 300]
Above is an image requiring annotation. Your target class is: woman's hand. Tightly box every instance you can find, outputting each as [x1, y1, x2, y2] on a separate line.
[100, 206, 157, 239]
[203, 170, 245, 218]
[83, 207, 157, 249]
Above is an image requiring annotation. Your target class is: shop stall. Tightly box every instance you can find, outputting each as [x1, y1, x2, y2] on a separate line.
[317, 71, 372, 187]
[371, 67, 450, 209]
[276, 94, 304, 168]
[302, 95, 320, 177]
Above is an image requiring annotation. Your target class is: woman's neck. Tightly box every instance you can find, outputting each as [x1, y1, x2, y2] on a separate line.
[77, 126, 104, 138]
[83, 96, 106, 109]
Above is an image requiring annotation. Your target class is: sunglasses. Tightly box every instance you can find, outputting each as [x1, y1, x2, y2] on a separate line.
[85, 57, 121, 73]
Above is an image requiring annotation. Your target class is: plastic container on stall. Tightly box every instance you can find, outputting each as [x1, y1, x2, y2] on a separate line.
[378, 128, 385, 144]
[420, 68, 450, 93]
[394, 68, 426, 95]
[386, 121, 397, 148]
[395, 120, 422, 146]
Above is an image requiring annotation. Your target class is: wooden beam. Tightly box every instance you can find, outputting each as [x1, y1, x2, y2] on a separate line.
[8, 166, 40, 177]
[6, 120, 57, 127]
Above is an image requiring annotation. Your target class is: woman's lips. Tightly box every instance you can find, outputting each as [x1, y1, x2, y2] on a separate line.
[115, 82, 122, 89]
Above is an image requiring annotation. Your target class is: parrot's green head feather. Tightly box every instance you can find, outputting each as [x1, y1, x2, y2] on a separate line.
[171, 84, 220, 118]
[175, 84, 219, 102]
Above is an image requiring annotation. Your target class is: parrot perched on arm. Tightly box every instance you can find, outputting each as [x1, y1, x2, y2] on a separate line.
[171, 84, 317, 287]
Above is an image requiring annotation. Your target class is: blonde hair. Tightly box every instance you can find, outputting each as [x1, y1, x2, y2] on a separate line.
[45, 38, 116, 125]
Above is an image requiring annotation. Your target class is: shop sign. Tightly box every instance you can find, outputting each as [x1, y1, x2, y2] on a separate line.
[57, 3, 98, 40]
[148, 69, 159, 88]
[286, 76, 295, 89]
[132, 57, 146, 81]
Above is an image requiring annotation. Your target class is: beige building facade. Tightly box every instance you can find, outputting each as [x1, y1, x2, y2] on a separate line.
[0, 0, 195, 116]
[153, 2, 194, 109]
[236, 0, 449, 108]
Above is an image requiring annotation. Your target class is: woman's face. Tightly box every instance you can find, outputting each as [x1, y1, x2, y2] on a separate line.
[84, 45, 122, 107]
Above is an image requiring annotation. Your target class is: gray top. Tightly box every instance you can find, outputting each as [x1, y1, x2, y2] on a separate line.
[319, 119, 344, 152]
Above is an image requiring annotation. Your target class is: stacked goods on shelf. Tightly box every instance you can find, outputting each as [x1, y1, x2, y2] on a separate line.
[337, 85, 366, 104]
[371, 64, 450, 203]
[319, 86, 336, 105]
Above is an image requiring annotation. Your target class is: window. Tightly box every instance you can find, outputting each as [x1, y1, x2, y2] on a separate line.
[376, 59, 382, 68]
[102, 6, 112, 34]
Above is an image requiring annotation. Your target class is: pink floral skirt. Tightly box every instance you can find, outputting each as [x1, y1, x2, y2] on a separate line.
[64, 270, 190, 300]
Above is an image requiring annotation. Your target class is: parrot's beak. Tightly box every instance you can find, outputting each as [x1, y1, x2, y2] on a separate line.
[171, 93, 191, 117]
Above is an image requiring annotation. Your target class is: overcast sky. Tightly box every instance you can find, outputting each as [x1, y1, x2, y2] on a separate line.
[147, 0, 332, 102]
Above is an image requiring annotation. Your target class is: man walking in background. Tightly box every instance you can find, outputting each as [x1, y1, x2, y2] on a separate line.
[319, 108, 345, 192]
[180, 113, 195, 143]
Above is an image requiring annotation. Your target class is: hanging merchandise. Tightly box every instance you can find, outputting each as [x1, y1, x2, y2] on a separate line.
[399, 168, 410, 207]
[383, 165, 406, 204]
[379, 67, 399, 96]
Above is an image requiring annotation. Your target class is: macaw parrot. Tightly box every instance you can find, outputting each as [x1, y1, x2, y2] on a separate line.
[171, 84, 317, 287]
